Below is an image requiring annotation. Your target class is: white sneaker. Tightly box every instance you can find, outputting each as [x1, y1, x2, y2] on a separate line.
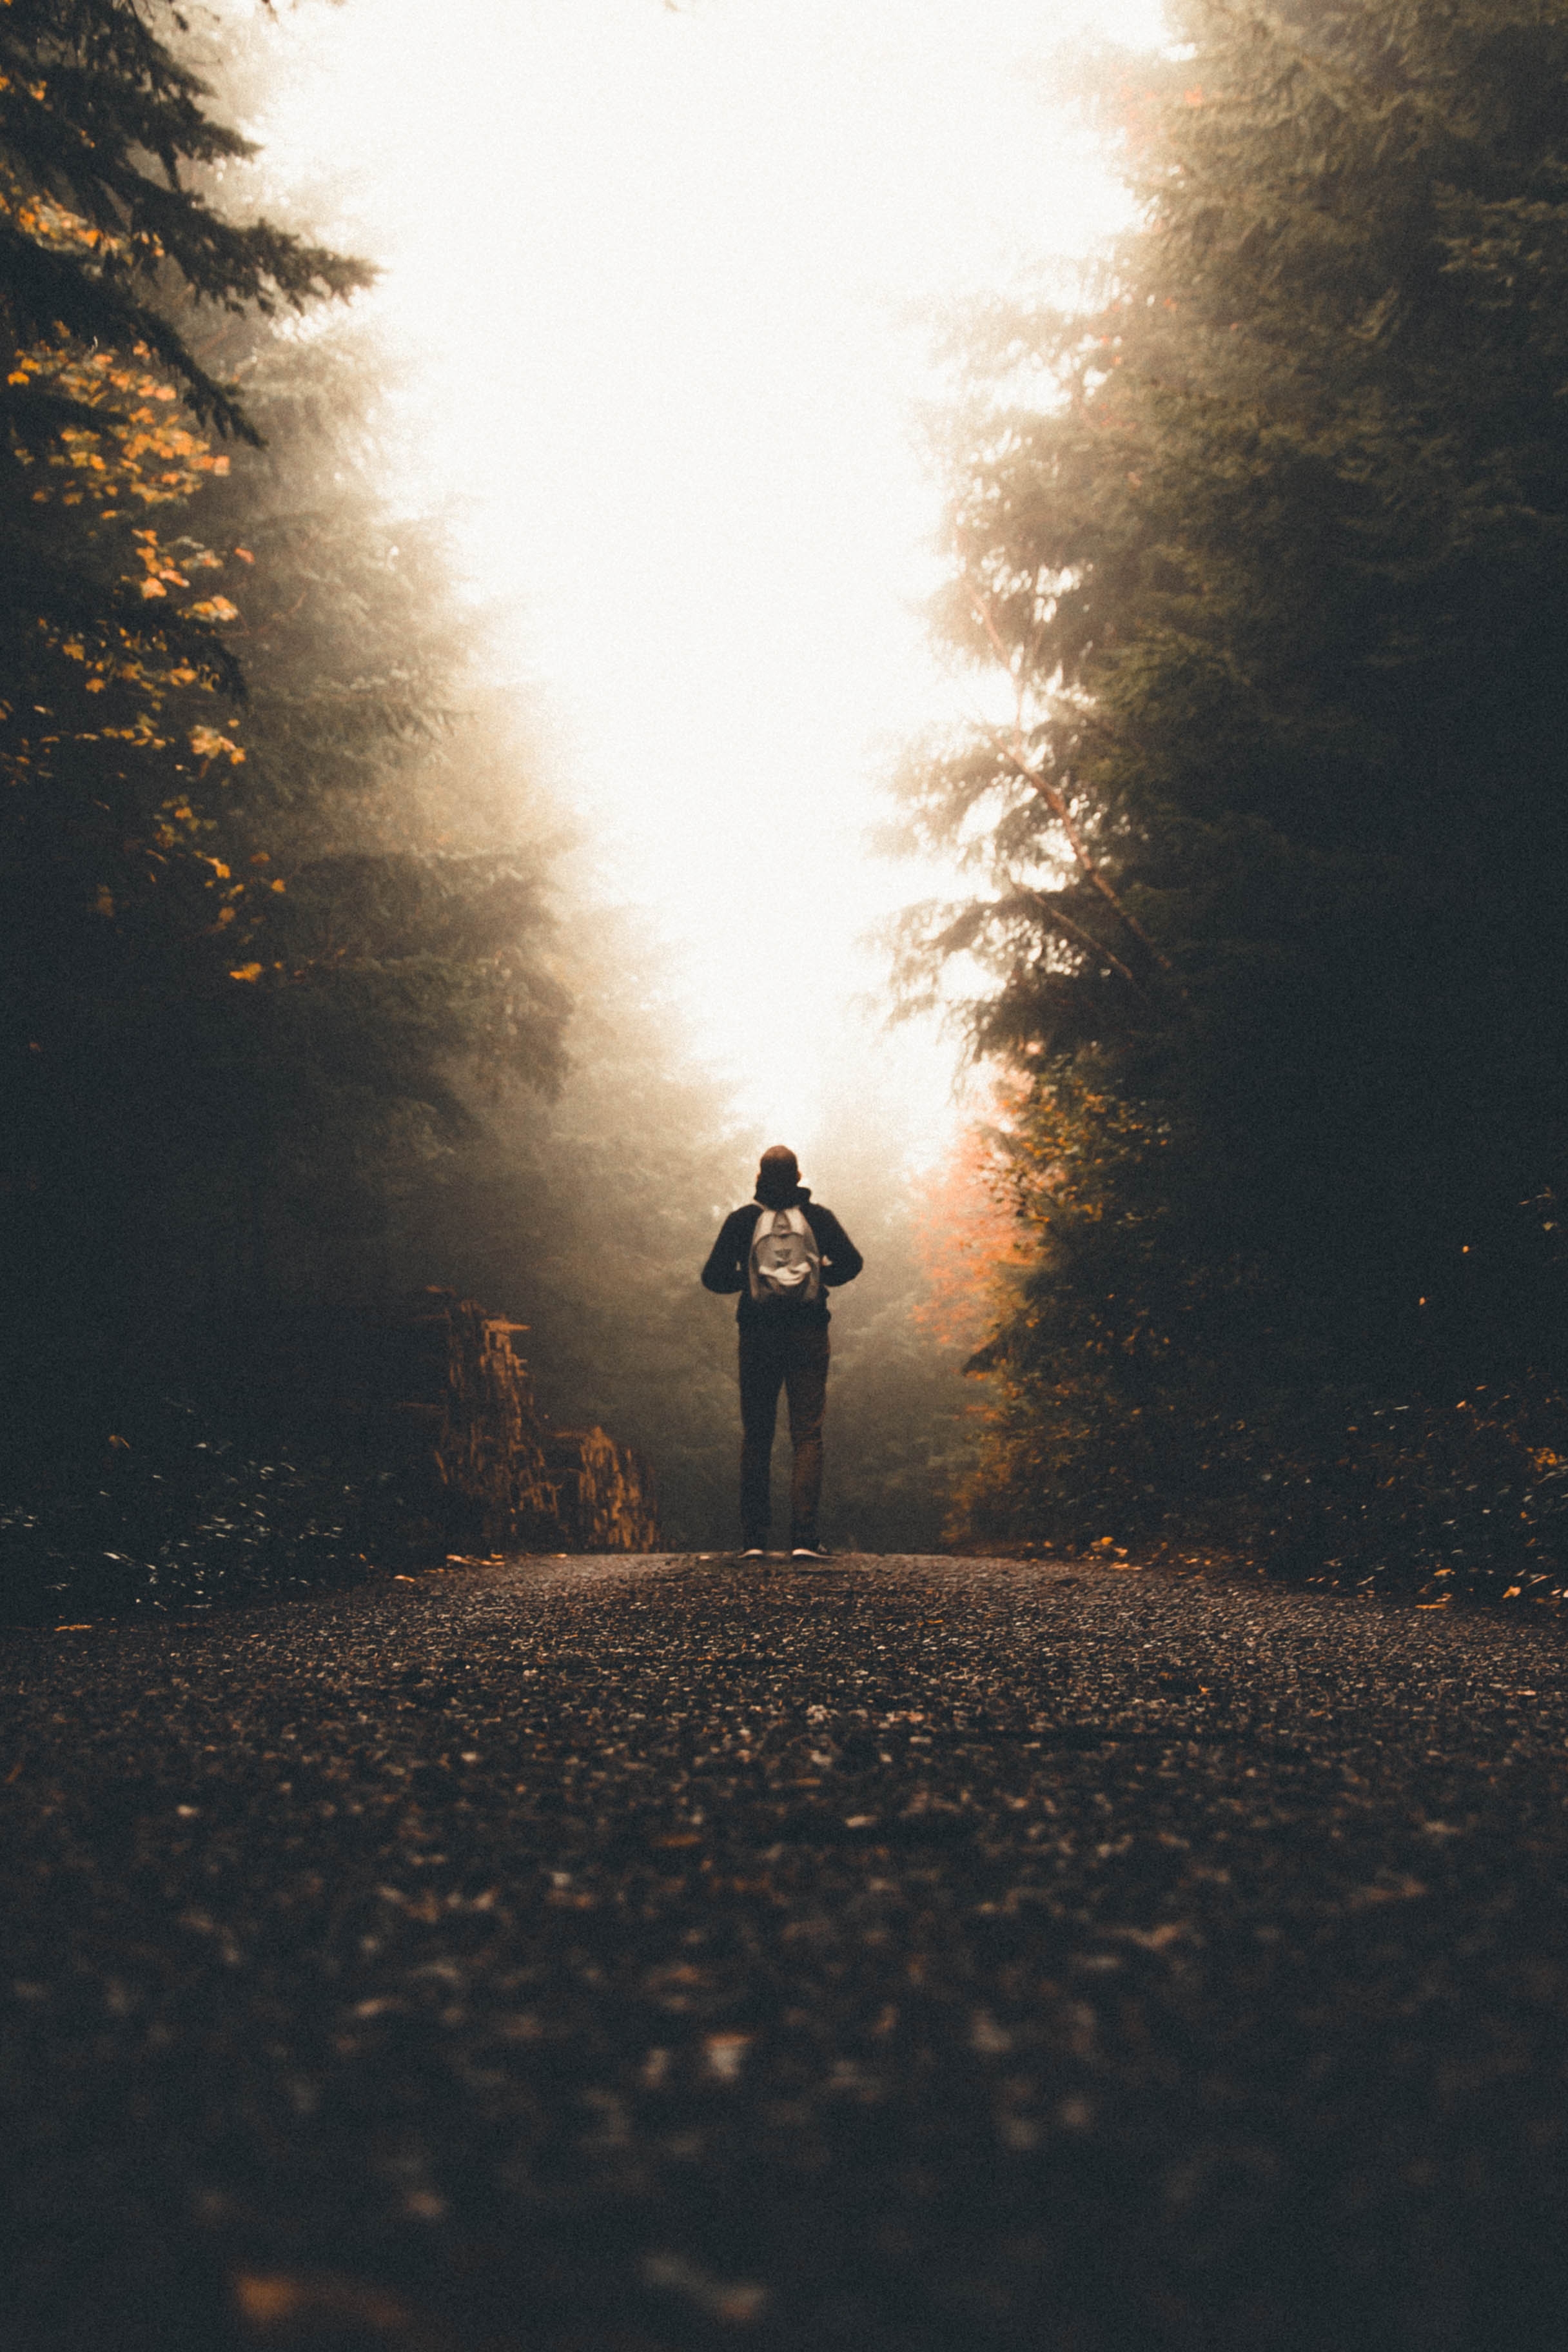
[738, 1545, 766, 1558]
[790, 1544, 832, 1560]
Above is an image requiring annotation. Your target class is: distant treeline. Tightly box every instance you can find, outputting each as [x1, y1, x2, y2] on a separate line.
[897, 0, 1568, 1600]
[0, 0, 968, 1604]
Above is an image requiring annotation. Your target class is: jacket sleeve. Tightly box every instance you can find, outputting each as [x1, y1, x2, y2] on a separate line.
[812, 1207, 864, 1288]
[701, 1208, 750, 1294]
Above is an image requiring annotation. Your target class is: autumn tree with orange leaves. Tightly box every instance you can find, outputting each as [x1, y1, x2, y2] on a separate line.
[0, 5, 574, 1480]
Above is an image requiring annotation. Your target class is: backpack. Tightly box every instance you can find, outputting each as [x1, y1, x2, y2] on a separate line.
[747, 1205, 822, 1309]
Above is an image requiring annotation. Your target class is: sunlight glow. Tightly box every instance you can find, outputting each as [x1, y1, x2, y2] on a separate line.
[254, 0, 1165, 1164]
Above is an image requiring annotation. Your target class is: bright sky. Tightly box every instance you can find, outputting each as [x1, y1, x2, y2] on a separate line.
[255, 0, 1164, 1166]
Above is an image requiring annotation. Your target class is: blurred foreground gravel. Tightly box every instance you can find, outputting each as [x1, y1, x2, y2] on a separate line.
[5, 1552, 1568, 2352]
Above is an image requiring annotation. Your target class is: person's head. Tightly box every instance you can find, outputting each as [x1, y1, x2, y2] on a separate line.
[754, 1144, 801, 1206]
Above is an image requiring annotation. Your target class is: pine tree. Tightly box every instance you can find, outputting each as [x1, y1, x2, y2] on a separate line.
[0, 10, 580, 1470]
[897, 0, 1568, 1563]
[0, 0, 367, 432]
[3, 309, 579, 1444]
[0, 0, 370, 674]
[178, 325, 573, 1313]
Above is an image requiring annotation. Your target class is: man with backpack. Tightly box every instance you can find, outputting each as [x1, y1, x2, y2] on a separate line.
[701, 1146, 864, 1560]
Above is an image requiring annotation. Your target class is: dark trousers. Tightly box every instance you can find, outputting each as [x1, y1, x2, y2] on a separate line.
[738, 1318, 830, 1547]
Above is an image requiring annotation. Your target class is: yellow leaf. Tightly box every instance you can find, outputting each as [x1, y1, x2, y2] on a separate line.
[188, 726, 241, 762]
[228, 963, 264, 983]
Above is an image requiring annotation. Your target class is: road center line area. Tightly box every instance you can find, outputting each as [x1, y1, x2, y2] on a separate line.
[5, 1554, 1568, 2351]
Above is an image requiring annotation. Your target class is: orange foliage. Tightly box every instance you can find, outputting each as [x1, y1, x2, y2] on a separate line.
[912, 1090, 1032, 1357]
[1, 278, 273, 937]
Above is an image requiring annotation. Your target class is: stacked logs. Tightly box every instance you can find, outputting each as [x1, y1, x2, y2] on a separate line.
[543, 1423, 662, 1554]
[387, 1293, 658, 1554]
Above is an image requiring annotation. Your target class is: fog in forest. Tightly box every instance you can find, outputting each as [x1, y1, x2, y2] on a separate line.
[251, 0, 1157, 1155]
[10, 0, 1566, 1614]
[0, 0, 1153, 1563]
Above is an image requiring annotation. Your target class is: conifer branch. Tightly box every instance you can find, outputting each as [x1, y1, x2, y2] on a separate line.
[990, 726, 1178, 980]
[962, 576, 1182, 994]
[1202, 0, 1444, 139]
[1004, 888, 1150, 999]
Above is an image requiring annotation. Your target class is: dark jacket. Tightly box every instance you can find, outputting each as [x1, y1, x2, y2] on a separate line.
[701, 1186, 864, 1328]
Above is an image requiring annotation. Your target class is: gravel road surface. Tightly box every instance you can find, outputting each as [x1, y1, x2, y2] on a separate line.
[5, 1551, 1568, 2352]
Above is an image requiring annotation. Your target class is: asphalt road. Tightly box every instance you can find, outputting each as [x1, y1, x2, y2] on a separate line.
[5, 1551, 1568, 2352]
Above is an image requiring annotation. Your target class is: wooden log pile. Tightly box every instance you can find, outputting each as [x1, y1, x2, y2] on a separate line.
[544, 1424, 661, 1553]
[389, 1293, 658, 1554]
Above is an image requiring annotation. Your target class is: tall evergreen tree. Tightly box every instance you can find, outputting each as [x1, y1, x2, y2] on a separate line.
[897, 0, 1568, 1571]
[0, 0, 371, 1453]
[178, 325, 571, 1327]
[0, 0, 365, 426]
[0, 6, 573, 1472]
[0, 0, 369, 665]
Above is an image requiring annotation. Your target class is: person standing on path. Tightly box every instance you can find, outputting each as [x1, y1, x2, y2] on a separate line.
[701, 1146, 863, 1559]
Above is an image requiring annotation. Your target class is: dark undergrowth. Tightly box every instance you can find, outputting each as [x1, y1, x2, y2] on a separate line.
[1245, 1388, 1568, 1612]
[954, 1380, 1568, 1618]
[0, 1398, 425, 1625]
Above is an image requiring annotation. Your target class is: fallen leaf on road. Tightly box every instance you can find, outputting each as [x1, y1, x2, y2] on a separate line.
[1112, 1921, 1197, 1951]
[703, 2030, 752, 2081]
[232, 2269, 437, 2340]
[1348, 1874, 1427, 1908]
[642, 2250, 770, 2324]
